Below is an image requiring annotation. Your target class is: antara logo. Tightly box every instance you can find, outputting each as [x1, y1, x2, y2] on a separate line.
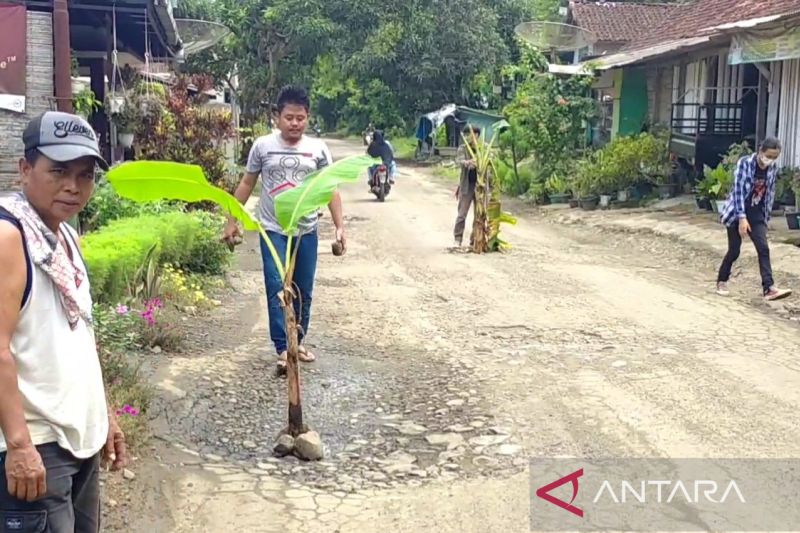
[535, 467, 748, 519]
[536, 468, 584, 518]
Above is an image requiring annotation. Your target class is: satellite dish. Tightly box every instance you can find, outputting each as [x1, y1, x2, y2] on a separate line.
[514, 22, 597, 52]
[175, 19, 232, 56]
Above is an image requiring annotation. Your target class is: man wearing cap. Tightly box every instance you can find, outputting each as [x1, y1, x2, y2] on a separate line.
[0, 111, 127, 532]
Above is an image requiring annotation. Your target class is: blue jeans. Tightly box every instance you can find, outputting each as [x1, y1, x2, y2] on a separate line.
[259, 230, 319, 355]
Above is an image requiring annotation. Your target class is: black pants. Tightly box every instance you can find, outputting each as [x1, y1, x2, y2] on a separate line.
[717, 219, 774, 293]
[0, 443, 101, 533]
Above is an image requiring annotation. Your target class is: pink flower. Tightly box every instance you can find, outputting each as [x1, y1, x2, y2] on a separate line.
[118, 404, 140, 417]
[116, 304, 129, 315]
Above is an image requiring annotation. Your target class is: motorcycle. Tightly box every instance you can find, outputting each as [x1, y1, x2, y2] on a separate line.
[313, 124, 322, 137]
[368, 164, 391, 202]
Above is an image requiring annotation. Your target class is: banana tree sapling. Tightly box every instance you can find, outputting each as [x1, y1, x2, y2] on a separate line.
[106, 156, 377, 453]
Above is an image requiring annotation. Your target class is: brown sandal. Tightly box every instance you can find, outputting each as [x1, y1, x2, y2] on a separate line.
[276, 352, 288, 376]
[298, 346, 316, 363]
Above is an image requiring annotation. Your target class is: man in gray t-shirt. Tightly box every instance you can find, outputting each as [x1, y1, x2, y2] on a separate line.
[246, 130, 333, 235]
[224, 86, 347, 374]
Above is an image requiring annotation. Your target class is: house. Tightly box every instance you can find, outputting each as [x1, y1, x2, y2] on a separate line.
[561, 0, 800, 175]
[561, 1, 678, 144]
[566, 1, 677, 57]
[0, 0, 183, 191]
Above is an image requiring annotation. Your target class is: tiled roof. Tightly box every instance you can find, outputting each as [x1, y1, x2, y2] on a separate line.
[624, 0, 800, 51]
[568, 1, 676, 43]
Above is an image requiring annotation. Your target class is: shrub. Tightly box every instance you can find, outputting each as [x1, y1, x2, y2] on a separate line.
[82, 211, 232, 303]
[93, 304, 151, 450]
[180, 210, 231, 275]
[570, 132, 670, 196]
[135, 75, 236, 190]
[80, 178, 184, 233]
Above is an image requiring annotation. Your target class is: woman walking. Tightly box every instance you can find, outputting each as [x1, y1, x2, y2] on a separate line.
[716, 137, 792, 301]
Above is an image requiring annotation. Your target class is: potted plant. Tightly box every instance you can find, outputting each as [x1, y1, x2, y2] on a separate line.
[72, 88, 101, 120]
[110, 96, 141, 148]
[545, 173, 571, 204]
[783, 167, 800, 230]
[702, 164, 732, 214]
[135, 81, 167, 118]
[574, 158, 599, 210]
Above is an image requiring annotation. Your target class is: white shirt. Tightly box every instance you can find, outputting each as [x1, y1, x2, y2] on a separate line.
[2, 224, 108, 458]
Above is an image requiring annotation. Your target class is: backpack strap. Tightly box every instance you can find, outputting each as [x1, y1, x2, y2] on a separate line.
[0, 207, 32, 309]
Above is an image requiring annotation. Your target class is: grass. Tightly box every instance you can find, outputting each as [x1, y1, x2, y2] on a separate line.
[434, 165, 461, 182]
[391, 137, 417, 160]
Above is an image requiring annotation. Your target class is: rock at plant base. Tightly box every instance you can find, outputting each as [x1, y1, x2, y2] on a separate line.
[274, 434, 295, 457]
[294, 431, 324, 461]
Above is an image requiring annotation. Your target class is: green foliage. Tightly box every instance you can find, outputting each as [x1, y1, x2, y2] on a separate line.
[181, 210, 232, 275]
[135, 76, 236, 190]
[82, 212, 232, 303]
[697, 141, 756, 200]
[107, 161, 260, 233]
[275, 155, 377, 234]
[700, 164, 733, 200]
[545, 173, 570, 195]
[500, 43, 597, 190]
[93, 304, 152, 450]
[391, 137, 417, 160]
[721, 140, 753, 169]
[72, 89, 101, 117]
[188, 0, 517, 128]
[570, 132, 670, 196]
[80, 178, 181, 233]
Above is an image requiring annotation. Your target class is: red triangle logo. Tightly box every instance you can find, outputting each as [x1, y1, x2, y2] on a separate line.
[535, 468, 584, 518]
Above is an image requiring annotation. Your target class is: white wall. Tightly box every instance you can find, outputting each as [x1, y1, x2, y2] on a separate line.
[778, 58, 800, 168]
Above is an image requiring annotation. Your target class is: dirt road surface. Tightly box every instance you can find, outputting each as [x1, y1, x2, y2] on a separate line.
[108, 138, 800, 532]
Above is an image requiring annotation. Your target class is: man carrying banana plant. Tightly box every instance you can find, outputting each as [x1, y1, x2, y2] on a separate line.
[453, 125, 482, 249]
[223, 86, 347, 375]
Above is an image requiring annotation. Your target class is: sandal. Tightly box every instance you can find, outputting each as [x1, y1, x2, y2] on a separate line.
[275, 352, 288, 377]
[298, 346, 317, 363]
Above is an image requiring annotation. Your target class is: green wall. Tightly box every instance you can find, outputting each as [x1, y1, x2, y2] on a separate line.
[616, 68, 649, 137]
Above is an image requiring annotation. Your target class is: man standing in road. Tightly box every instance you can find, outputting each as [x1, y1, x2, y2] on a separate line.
[453, 125, 481, 249]
[0, 111, 128, 532]
[717, 137, 792, 301]
[223, 86, 346, 375]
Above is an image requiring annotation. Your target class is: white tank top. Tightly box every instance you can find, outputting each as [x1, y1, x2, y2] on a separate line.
[1, 224, 109, 459]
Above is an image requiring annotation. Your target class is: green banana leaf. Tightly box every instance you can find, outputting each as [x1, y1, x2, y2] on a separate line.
[487, 199, 517, 252]
[274, 155, 378, 234]
[105, 161, 261, 232]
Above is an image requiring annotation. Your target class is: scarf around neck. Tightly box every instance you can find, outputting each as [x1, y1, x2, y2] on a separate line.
[0, 193, 91, 330]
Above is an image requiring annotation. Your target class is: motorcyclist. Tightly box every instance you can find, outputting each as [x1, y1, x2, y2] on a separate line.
[363, 123, 375, 145]
[367, 130, 397, 185]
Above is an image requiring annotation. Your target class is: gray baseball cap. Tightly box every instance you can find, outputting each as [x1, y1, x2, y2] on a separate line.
[23, 111, 109, 171]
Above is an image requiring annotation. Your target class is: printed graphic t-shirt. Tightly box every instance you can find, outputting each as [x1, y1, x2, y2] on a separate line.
[246, 133, 333, 235]
[746, 164, 768, 223]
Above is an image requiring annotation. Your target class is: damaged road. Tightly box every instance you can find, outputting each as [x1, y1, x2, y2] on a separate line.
[106, 139, 800, 532]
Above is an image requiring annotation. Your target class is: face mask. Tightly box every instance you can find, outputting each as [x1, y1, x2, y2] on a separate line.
[759, 155, 776, 168]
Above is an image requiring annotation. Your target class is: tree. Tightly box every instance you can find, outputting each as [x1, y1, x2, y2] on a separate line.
[501, 43, 597, 180]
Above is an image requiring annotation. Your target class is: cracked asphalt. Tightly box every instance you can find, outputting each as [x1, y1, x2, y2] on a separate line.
[104, 139, 800, 532]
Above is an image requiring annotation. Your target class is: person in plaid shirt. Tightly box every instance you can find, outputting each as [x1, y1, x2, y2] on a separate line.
[716, 137, 792, 301]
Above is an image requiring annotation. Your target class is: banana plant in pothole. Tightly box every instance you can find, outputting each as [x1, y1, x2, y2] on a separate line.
[106, 156, 378, 461]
